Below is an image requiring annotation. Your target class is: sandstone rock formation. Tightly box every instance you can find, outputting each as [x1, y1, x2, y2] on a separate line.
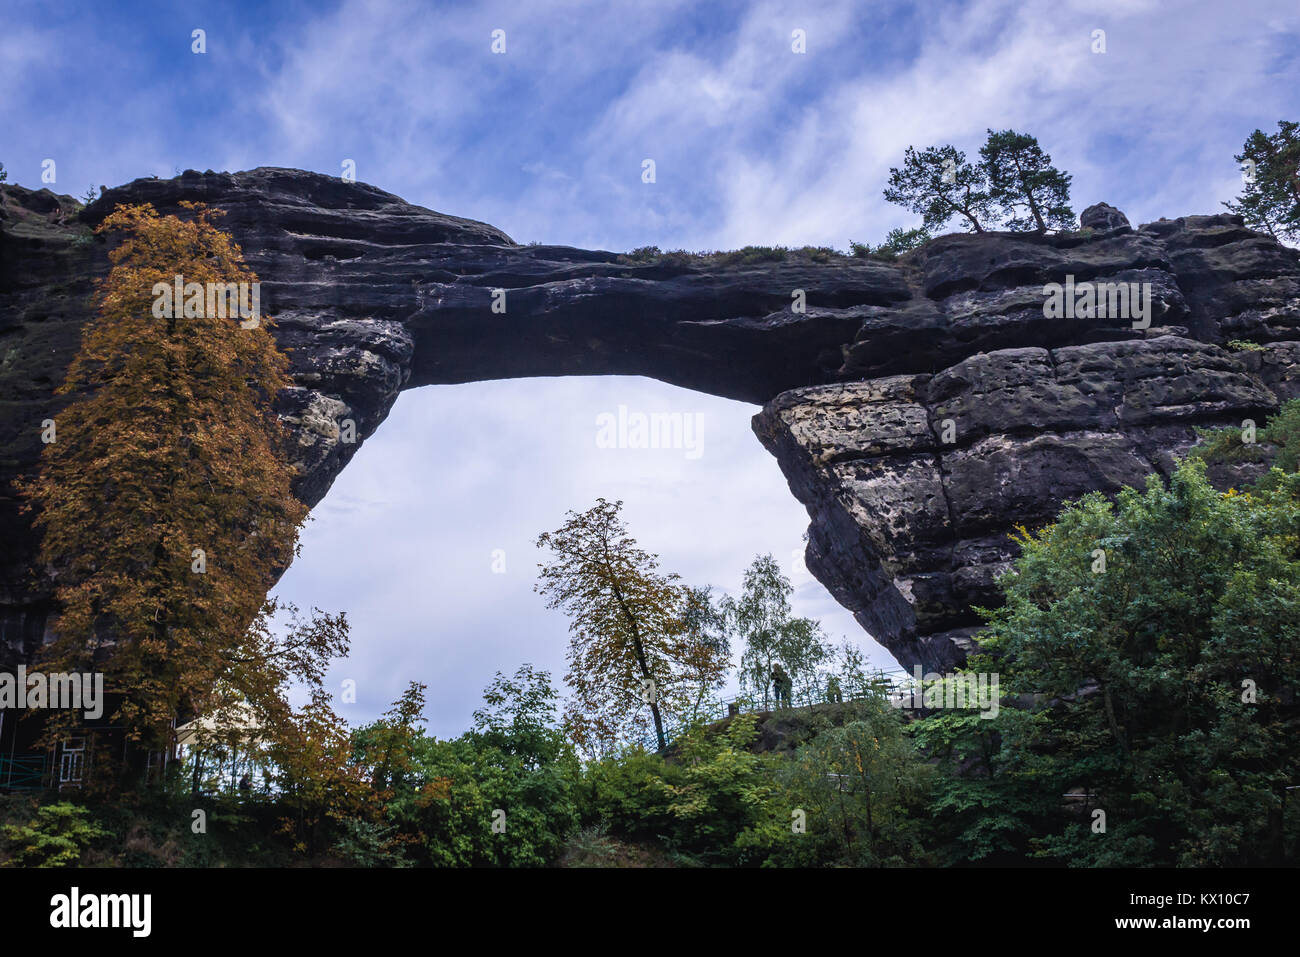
[1080, 202, 1131, 232]
[2, 168, 1298, 671]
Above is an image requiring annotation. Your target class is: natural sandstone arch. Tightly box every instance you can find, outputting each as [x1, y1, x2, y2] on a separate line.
[2, 168, 1298, 671]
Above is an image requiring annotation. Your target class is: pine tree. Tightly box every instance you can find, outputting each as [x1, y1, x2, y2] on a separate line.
[883, 144, 992, 233]
[978, 129, 1075, 232]
[1225, 121, 1300, 242]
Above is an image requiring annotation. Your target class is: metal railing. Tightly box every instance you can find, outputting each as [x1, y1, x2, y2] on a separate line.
[0, 754, 48, 790]
[631, 669, 918, 752]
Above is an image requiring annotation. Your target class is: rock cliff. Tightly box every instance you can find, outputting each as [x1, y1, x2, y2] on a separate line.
[2, 168, 1297, 670]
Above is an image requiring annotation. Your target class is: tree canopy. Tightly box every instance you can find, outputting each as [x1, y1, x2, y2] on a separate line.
[972, 456, 1300, 865]
[978, 128, 1075, 232]
[724, 554, 832, 708]
[1224, 120, 1300, 242]
[23, 202, 310, 758]
[535, 498, 727, 754]
[883, 144, 993, 234]
[884, 129, 1075, 234]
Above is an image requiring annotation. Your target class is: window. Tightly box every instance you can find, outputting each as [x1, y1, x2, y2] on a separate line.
[59, 737, 86, 786]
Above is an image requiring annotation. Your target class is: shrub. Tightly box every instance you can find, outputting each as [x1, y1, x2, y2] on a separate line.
[975, 457, 1300, 865]
[2, 802, 107, 868]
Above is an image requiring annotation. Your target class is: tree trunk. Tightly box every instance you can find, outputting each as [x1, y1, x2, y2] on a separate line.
[1011, 155, 1047, 232]
[957, 186, 984, 232]
[607, 575, 666, 751]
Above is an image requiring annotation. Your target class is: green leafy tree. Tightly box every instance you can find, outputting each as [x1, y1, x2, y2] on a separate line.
[976, 457, 1300, 865]
[391, 668, 580, 867]
[678, 586, 732, 721]
[536, 499, 724, 754]
[724, 554, 832, 707]
[978, 129, 1075, 232]
[576, 748, 682, 843]
[658, 713, 780, 865]
[1224, 120, 1300, 242]
[829, 639, 894, 701]
[883, 144, 992, 233]
[469, 664, 570, 769]
[725, 686, 933, 867]
[768, 700, 932, 866]
[910, 701, 1050, 864]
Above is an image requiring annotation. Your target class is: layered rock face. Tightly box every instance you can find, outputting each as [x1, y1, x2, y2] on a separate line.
[755, 221, 1300, 669]
[2, 168, 1298, 671]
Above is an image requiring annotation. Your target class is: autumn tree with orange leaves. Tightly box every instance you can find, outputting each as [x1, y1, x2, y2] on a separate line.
[265, 688, 374, 855]
[23, 202, 320, 765]
[535, 498, 728, 756]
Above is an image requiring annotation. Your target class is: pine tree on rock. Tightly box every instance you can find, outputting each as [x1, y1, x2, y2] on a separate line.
[1225, 120, 1300, 243]
[978, 129, 1076, 233]
[883, 144, 993, 234]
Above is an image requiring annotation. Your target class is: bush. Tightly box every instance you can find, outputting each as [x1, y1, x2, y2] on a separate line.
[332, 817, 411, 867]
[747, 698, 933, 867]
[1195, 396, 1300, 480]
[2, 801, 107, 868]
[577, 746, 680, 841]
[850, 227, 932, 261]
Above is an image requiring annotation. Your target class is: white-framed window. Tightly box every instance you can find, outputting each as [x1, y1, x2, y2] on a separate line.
[59, 737, 86, 786]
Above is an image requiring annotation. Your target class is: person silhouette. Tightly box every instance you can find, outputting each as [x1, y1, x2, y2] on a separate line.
[771, 663, 792, 708]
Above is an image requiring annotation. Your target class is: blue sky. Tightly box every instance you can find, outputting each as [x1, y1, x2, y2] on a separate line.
[4, 0, 1299, 736]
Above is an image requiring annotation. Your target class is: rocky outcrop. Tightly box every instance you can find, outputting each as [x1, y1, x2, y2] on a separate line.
[1080, 202, 1131, 232]
[755, 216, 1300, 669]
[2, 168, 1298, 671]
[754, 337, 1286, 668]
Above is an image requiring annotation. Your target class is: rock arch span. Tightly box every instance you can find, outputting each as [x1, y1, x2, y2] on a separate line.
[2, 168, 1299, 670]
